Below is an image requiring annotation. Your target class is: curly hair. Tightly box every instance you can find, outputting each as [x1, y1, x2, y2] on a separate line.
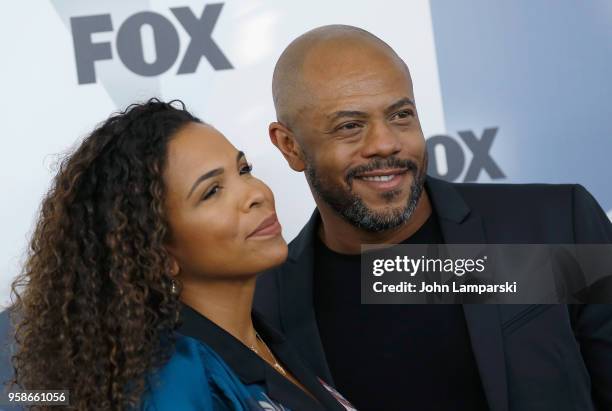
[10, 98, 202, 410]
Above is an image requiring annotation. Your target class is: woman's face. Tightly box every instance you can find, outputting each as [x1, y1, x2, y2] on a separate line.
[163, 122, 288, 280]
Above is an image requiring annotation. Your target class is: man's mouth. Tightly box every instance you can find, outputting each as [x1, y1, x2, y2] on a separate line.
[355, 168, 408, 180]
[353, 169, 410, 191]
[360, 174, 398, 182]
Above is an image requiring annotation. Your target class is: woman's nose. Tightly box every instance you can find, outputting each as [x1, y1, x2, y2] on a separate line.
[241, 179, 267, 212]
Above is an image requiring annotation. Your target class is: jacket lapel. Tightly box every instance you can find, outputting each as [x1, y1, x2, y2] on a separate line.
[427, 177, 509, 411]
[278, 211, 335, 384]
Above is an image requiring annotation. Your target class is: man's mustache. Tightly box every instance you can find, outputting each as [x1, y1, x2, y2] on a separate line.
[346, 156, 419, 184]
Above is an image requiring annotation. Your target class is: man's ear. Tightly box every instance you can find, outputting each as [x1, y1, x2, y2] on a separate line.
[269, 122, 306, 172]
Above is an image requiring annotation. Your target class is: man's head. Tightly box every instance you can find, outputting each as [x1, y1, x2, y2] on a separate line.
[270, 25, 428, 232]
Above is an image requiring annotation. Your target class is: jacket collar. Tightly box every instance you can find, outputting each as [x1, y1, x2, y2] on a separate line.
[425, 177, 508, 411]
[177, 304, 346, 410]
[277, 210, 334, 383]
[281, 175, 509, 411]
[177, 304, 274, 384]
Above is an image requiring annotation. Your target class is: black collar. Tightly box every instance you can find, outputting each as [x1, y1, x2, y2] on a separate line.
[177, 304, 347, 411]
[177, 304, 276, 384]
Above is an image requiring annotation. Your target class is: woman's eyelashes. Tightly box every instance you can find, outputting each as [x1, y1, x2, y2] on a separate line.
[201, 184, 221, 201]
[199, 163, 253, 202]
[239, 162, 253, 175]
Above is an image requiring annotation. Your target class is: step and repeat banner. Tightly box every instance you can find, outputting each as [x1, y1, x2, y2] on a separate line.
[1, 0, 611, 306]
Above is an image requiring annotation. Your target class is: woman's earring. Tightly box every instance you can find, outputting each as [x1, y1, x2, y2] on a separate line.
[171, 278, 182, 297]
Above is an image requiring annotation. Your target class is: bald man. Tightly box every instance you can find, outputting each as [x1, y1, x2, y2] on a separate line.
[254, 25, 612, 411]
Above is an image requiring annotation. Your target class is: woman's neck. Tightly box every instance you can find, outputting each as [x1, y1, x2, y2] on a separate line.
[179, 275, 258, 347]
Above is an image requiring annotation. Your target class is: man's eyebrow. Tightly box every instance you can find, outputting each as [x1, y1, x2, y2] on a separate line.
[327, 98, 415, 123]
[385, 97, 415, 115]
[186, 151, 245, 199]
[327, 110, 369, 123]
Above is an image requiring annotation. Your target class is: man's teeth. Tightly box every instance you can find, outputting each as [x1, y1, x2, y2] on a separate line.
[361, 175, 395, 182]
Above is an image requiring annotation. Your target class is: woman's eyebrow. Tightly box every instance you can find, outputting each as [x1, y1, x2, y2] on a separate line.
[186, 151, 245, 199]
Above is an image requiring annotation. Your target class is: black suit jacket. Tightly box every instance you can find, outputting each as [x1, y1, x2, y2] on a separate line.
[254, 176, 612, 411]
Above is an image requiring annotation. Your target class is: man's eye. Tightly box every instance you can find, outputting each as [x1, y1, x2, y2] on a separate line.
[338, 122, 362, 131]
[240, 163, 253, 175]
[393, 109, 414, 120]
[201, 185, 221, 201]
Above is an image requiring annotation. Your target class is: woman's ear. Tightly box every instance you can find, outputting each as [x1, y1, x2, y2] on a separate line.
[165, 245, 181, 277]
[269, 122, 306, 172]
[169, 257, 181, 278]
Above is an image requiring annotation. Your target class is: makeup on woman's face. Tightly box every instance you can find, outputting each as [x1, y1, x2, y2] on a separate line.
[163, 122, 288, 280]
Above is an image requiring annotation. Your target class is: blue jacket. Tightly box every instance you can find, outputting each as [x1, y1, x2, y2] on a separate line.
[143, 306, 352, 411]
[143, 334, 286, 410]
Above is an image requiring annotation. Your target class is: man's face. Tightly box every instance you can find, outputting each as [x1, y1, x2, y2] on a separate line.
[293, 45, 428, 232]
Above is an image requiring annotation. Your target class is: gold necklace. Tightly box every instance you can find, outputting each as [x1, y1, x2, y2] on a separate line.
[249, 332, 287, 376]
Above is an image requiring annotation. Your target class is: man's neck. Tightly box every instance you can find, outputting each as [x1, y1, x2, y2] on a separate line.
[317, 191, 433, 254]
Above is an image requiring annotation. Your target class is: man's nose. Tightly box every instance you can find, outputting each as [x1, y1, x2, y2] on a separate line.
[360, 122, 402, 158]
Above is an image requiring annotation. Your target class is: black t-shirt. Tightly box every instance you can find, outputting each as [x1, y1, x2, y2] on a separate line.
[313, 213, 489, 411]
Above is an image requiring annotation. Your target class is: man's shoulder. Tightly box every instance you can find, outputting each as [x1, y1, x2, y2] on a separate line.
[438, 180, 612, 243]
[450, 180, 577, 200]
[446, 181, 579, 216]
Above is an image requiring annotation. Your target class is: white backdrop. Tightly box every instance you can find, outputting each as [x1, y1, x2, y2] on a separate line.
[0, 0, 447, 306]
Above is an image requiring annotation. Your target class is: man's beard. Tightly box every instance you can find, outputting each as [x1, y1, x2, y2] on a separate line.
[305, 152, 427, 232]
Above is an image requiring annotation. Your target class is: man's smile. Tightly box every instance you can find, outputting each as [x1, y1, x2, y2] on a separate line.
[353, 169, 411, 192]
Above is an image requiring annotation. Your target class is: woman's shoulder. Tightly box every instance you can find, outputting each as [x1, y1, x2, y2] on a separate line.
[141, 334, 261, 411]
[141, 334, 215, 410]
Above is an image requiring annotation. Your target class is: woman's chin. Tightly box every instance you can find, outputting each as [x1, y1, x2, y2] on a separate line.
[251, 240, 289, 273]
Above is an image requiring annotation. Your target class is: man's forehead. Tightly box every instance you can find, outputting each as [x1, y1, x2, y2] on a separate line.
[303, 66, 414, 114]
[300, 45, 412, 97]
[303, 39, 406, 77]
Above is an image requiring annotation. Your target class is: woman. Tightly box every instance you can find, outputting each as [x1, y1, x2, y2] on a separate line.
[10, 99, 355, 410]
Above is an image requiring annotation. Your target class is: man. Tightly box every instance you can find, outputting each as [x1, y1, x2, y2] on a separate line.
[254, 25, 612, 411]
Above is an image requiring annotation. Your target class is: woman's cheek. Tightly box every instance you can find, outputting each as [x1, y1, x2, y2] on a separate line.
[198, 212, 242, 253]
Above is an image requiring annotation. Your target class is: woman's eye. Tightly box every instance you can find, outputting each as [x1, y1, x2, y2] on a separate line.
[240, 163, 253, 175]
[201, 185, 221, 201]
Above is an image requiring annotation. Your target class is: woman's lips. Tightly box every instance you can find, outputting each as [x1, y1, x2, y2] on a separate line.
[248, 213, 282, 238]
